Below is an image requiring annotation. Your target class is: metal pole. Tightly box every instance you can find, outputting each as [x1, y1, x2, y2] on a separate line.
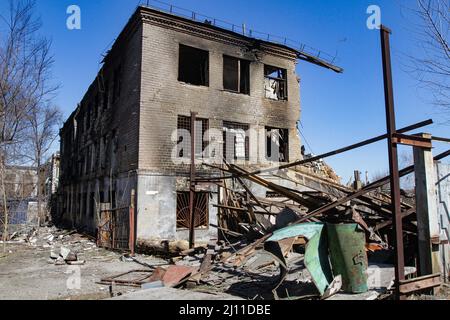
[380, 25, 405, 300]
[189, 112, 197, 249]
[129, 189, 135, 256]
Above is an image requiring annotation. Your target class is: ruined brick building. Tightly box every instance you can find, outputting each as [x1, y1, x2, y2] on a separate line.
[57, 6, 340, 248]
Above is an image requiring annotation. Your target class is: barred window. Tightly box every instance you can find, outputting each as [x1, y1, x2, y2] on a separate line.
[223, 121, 249, 161]
[176, 192, 209, 229]
[266, 127, 289, 162]
[177, 115, 209, 158]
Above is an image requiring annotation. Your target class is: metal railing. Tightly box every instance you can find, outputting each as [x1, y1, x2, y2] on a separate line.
[139, 0, 338, 65]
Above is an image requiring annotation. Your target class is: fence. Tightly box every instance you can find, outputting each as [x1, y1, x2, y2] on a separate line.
[97, 206, 131, 251]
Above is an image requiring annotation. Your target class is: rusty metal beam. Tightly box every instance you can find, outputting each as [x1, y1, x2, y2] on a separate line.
[380, 25, 405, 300]
[432, 136, 450, 143]
[374, 207, 416, 231]
[293, 149, 450, 224]
[196, 119, 433, 183]
[189, 112, 197, 249]
[129, 189, 136, 256]
[228, 164, 320, 210]
[393, 133, 432, 148]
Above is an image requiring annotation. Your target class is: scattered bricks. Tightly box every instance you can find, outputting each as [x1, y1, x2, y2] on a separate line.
[60, 246, 77, 262]
[54, 256, 66, 265]
[60, 247, 71, 260]
[50, 250, 59, 259]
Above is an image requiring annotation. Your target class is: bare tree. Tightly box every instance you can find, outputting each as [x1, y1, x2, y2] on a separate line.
[0, 0, 59, 244]
[21, 105, 62, 224]
[404, 0, 450, 117]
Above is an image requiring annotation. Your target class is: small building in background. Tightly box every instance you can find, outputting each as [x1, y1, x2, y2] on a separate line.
[2, 165, 38, 226]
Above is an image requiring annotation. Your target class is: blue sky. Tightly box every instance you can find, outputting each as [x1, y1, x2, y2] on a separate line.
[2, 0, 448, 182]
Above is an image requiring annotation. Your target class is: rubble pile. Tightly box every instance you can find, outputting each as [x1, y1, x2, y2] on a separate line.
[97, 158, 444, 300]
[2, 226, 98, 266]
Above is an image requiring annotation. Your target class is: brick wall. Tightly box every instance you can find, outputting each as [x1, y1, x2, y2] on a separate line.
[138, 12, 302, 175]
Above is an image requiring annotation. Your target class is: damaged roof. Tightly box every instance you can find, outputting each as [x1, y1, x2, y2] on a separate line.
[136, 5, 344, 73]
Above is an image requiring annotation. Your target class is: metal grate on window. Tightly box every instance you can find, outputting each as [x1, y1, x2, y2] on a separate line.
[223, 121, 250, 161]
[176, 192, 209, 229]
[177, 115, 209, 158]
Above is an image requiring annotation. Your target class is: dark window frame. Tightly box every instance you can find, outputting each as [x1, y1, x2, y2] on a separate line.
[223, 121, 250, 161]
[177, 115, 209, 159]
[178, 44, 209, 87]
[264, 65, 288, 101]
[266, 126, 289, 162]
[223, 55, 250, 95]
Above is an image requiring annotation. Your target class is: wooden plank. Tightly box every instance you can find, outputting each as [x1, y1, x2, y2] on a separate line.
[399, 273, 441, 294]
[213, 204, 247, 212]
[393, 133, 432, 148]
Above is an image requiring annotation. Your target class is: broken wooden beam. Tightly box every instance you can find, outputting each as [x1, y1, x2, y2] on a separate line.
[293, 149, 450, 224]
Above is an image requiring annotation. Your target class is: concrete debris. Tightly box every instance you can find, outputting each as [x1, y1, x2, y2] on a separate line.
[2, 142, 448, 301]
[66, 260, 86, 265]
[55, 256, 66, 266]
[59, 247, 71, 260]
[50, 250, 59, 259]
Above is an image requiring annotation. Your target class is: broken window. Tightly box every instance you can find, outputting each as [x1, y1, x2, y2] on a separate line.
[178, 44, 209, 86]
[223, 55, 250, 94]
[223, 121, 249, 161]
[266, 127, 289, 162]
[176, 191, 209, 229]
[177, 115, 209, 158]
[264, 65, 287, 101]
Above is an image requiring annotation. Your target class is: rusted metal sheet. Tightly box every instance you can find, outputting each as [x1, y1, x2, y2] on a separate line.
[147, 267, 167, 283]
[327, 223, 368, 293]
[99, 270, 154, 287]
[97, 210, 112, 248]
[163, 265, 197, 287]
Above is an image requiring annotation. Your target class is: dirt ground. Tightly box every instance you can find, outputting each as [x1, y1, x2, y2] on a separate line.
[0, 228, 168, 300]
[1, 226, 448, 301]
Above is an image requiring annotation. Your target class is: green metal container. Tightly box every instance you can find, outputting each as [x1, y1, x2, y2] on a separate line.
[327, 223, 369, 293]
